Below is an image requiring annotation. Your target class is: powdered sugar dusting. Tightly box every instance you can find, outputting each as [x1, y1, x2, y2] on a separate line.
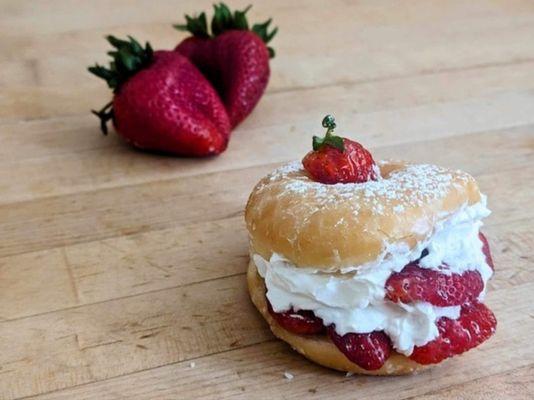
[283, 371, 294, 380]
[256, 160, 467, 217]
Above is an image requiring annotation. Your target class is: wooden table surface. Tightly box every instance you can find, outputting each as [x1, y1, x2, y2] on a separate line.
[1, 1, 534, 399]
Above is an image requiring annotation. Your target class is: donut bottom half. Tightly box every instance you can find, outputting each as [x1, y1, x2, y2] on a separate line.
[247, 260, 429, 376]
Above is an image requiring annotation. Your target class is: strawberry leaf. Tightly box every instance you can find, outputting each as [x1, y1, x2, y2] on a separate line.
[211, 3, 232, 36]
[88, 35, 153, 134]
[174, 3, 278, 58]
[88, 35, 153, 92]
[312, 135, 344, 152]
[233, 5, 251, 30]
[174, 12, 209, 38]
[311, 115, 345, 152]
[252, 19, 278, 44]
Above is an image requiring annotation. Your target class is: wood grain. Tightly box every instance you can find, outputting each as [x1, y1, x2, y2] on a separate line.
[10, 283, 534, 400]
[1, 0, 533, 399]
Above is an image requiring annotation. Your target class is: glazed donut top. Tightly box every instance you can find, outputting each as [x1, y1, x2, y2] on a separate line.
[245, 160, 482, 269]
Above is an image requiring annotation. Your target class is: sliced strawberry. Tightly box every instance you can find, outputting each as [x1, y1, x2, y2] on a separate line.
[410, 301, 497, 365]
[267, 301, 325, 335]
[479, 232, 495, 270]
[385, 263, 484, 307]
[328, 327, 392, 370]
[302, 115, 377, 184]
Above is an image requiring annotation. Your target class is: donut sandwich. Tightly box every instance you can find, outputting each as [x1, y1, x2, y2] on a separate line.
[245, 116, 496, 375]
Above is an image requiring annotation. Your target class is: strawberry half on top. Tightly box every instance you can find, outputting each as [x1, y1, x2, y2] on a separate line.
[174, 3, 277, 128]
[88, 36, 231, 157]
[302, 115, 378, 184]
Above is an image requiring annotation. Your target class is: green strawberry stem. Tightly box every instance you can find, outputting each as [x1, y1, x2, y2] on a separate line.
[88, 35, 154, 134]
[174, 3, 278, 58]
[312, 115, 345, 152]
[322, 115, 337, 134]
[91, 101, 114, 135]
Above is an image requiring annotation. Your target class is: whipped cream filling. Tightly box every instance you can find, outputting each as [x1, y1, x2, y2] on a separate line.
[253, 198, 492, 356]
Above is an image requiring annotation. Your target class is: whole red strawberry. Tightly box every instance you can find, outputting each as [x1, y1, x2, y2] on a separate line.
[88, 36, 231, 156]
[302, 115, 378, 184]
[174, 3, 277, 127]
